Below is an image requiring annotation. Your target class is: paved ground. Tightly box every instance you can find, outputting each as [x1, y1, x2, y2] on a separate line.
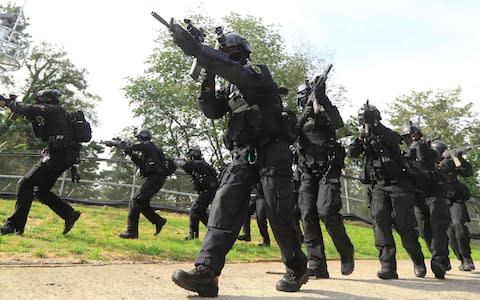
[0, 259, 478, 299]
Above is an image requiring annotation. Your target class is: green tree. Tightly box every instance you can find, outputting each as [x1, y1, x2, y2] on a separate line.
[0, 42, 100, 150]
[0, 41, 102, 200]
[387, 87, 480, 195]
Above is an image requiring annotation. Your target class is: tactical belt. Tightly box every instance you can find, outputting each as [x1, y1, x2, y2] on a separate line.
[260, 136, 281, 147]
[322, 178, 340, 184]
[375, 179, 398, 186]
[48, 135, 65, 142]
[259, 167, 292, 177]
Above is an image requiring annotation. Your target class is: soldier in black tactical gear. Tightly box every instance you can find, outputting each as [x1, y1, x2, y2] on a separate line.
[0, 89, 82, 235]
[401, 122, 450, 279]
[295, 78, 354, 279]
[348, 101, 425, 280]
[179, 148, 218, 241]
[237, 182, 271, 247]
[170, 23, 308, 296]
[431, 140, 475, 272]
[118, 128, 169, 239]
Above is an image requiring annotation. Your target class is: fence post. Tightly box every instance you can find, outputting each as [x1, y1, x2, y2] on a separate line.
[343, 177, 351, 214]
[58, 171, 67, 196]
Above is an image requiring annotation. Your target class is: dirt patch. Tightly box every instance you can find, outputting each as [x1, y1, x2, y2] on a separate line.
[0, 259, 478, 299]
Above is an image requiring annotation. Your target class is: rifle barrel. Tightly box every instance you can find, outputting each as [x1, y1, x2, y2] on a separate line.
[151, 11, 171, 29]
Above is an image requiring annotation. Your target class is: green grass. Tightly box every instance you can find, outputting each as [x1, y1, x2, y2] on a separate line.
[0, 199, 479, 263]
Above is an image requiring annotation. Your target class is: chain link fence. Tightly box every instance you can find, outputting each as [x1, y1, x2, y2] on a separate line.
[1, 151, 479, 237]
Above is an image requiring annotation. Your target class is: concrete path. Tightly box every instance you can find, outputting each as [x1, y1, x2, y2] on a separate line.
[0, 259, 478, 299]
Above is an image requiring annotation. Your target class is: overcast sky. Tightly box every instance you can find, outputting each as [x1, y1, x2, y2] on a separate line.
[5, 0, 480, 141]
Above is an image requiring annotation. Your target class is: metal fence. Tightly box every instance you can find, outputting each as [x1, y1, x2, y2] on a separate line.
[0, 151, 479, 236]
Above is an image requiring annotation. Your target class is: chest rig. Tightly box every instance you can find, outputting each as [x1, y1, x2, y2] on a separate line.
[223, 84, 263, 151]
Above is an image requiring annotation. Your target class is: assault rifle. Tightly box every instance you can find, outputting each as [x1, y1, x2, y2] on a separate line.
[443, 144, 479, 159]
[151, 12, 206, 80]
[441, 144, 479, 168]
[100, 137, 132, 150]
[309, 64, 333, 113]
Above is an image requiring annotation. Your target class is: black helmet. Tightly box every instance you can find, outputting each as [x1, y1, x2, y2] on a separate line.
[400, 121, 423, 139]
[218, 32, 251, 58]
[358, 100, 381, 125]
[186, 148, 202, 159]
[135, 128, 152, 141]
[296, 80, 312, 108]
[33, 89, 62, 104]
[186, 148, 202, 160]
[431, 140, 448, 156]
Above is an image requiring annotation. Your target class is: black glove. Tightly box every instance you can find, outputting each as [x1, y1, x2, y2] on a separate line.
[170, 22, 202, 57]
[70, 165, 81, 183]
[202, 70, 215, 92]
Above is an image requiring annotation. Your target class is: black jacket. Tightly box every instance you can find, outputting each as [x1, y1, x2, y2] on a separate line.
[128, 141, 167, 178]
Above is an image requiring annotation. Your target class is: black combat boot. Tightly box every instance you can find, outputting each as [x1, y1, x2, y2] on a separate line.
[257, 241, 270, 247]
[119, 231, 139, 239]
[414, 262, 427, 278]
[185, 232, 199, 241]
[446, 259, 452, 271]
[341, 254, 355, 275]
[431, 260, 446, 279]
[463, 257, 475, 271]
[459, 257, 475, 271]
[63, 211, 81, 235]
[237, 234, 251, 242]
[275, 271, 308, 292]
[0, 224, 15, 235]
[172, 265, 219, 297]
[154, 217, 167, 236]
[377, 267, 398, 280]
[307, 267, 330, 279]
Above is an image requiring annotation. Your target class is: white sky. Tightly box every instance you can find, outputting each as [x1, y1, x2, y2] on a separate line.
[4, 0, 480, 141]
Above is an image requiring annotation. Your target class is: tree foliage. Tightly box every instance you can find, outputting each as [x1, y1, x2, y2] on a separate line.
[0, 42, 100, 151]
[387, 87, 480, 195]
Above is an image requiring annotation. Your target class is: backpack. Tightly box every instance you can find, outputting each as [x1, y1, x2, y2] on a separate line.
[68, 111, 92, 143]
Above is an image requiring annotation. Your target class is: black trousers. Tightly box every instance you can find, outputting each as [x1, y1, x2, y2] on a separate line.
[370, 179, 424, 270]
[298, 173, 353, 270]
[189, 189, 215, 235]
[195, 140, 307, 276]
[127, 174, 166, 233]
[414, 193, 450, 266]
[6, 151, 77, 232]
[241, 194, 270, 244]
[447, 201, 472, 262]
